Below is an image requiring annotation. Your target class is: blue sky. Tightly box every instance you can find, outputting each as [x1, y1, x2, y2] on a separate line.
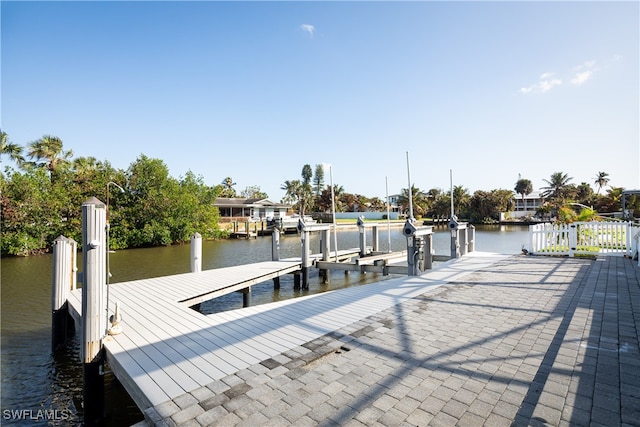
[2, 1, 638, 201]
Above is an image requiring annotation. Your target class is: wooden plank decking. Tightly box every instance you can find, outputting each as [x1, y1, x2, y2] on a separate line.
[67, 251, 509, 412]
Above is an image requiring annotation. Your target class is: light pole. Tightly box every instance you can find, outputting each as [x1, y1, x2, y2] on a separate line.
[105, 181, 124, 335]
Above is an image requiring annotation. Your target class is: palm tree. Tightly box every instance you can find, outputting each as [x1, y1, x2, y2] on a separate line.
[398, 185, 431, 218]
[220, 177, 236, 197]
[541, 172, 573, 205]
[514, 178, 533, 211]
[452, 185, 471, 217]
[26, 135, 73, 180]
[594, 171, 610, 195]
[280, 179, 302, 208]
[0, 130, 25, 166]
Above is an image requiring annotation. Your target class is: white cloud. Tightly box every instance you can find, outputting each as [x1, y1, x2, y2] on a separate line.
[520, 59, 603, 94]
[300, 24, 315, 37]
[519, 73, 562, 95]
[570, 60, 596, 85]
[571, 70, 593, 85]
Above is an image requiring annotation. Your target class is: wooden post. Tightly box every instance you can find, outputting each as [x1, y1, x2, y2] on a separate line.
[52, 235, 77, 352]
[81, 197, 106, 425]
[190, 232, 202, 273]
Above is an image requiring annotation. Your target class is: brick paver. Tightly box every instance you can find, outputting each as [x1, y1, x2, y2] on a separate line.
[141, 255, 640, 426]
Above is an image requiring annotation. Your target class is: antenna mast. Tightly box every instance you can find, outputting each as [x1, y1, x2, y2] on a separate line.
[407, 152, 414, 221]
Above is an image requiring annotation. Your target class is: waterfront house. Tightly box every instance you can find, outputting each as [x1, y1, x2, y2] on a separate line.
[501, 190, 544, 221]
[214, 198, 292, 220]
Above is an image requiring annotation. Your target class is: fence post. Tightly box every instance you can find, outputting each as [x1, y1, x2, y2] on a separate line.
[190, 232, 202, 273]
[569, 224, 577, 257]
[81, 197, 107, 425]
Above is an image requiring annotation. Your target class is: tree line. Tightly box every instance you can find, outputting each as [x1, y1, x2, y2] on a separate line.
[278, 164, 635, 224]
[1, 133, 224, 256]
[2, 132, 636, 256]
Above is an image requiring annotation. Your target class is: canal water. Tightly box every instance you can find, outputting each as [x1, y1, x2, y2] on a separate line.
[1, 225, 529, 426]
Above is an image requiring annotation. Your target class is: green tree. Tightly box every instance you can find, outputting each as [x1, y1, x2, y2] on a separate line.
[467, 189, 514, 223]
[25, 135, 73, 182]
[298, 165, 314, 214]
[575, 182, 594, 206]
[541, 172, 573, 206]
[398, 185, 431, 219]
[514, 178, 533, 211]
[313, 164, 325, 196]
[594, 171, 610, 195]
[316, 184, 344, 212]
[452, 185, 471, 217]
[219, 177, 237, 197]
[280, 179, 302, 212]
[240, 185, 268, 199]
[1, 131, 25, 166]
[594, 187, 624, 214]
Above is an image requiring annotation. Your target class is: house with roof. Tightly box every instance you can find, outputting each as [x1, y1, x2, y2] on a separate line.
[501, 190, 545, 220]
[213, 198, 292, 221]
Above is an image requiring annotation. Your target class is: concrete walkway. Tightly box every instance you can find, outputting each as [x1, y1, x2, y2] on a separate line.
[140, 255, 640, 426]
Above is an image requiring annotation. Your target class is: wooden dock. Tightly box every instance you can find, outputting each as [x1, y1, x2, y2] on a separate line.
[65, 252, 508, 413]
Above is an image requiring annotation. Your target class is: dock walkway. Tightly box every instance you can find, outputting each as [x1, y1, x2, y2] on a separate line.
[67, 251, 507, 416]
[137, 254, 639, 426]
[66, 248, 370, 409]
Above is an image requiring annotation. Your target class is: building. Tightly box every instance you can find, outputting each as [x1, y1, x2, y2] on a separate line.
[502, 191, 545, 220]
[214, 198, 291, 220]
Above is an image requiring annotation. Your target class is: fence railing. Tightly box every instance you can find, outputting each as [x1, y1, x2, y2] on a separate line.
[529, 221, 639, 258]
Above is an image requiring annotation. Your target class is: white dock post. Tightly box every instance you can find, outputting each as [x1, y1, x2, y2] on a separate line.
[81, 197, 107, 425]
[450, 229, 460, 258]
[320, 229, 331, 283]
[372, 225, 379, 253]
[424, 234, 433, 270]
[271, 227, 280, 261]
[52, 235, 77, 352]
[272, 227, 281, 288]
[468, 225, 475, 252]
[301, 229, 311, 289]
[357, 216, 367, 257]
[190, 232, 202, 273]
[460, 226, 468, 256]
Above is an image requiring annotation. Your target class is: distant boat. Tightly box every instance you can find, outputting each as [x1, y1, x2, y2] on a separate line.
[268, 214, 317, 234]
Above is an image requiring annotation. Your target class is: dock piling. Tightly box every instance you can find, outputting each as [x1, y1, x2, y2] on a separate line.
[81, 197, 107, 425]
[52, 235, 77, 352]
[190, 232, 202, 273]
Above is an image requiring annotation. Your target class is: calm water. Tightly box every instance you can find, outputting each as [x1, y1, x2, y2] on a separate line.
[1, 225, 529, 426]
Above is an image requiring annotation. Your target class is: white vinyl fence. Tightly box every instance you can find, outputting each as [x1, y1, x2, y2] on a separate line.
[529, 221, 640, 258]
